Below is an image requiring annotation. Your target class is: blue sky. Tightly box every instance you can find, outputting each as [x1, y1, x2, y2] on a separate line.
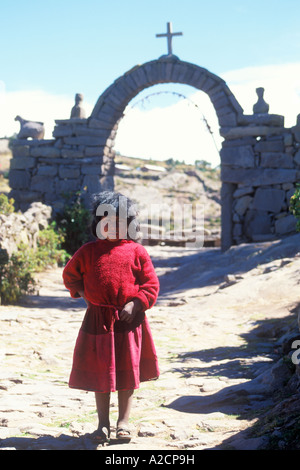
[1, 0, 300, 165]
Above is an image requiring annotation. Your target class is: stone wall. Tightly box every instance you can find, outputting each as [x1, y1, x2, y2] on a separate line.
[221, 113, 299, 246]
[9, 118, 115, 213]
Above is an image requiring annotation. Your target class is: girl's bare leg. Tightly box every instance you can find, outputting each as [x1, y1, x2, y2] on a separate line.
[117, 389, 134, 438]
[94, 392, 111, 440]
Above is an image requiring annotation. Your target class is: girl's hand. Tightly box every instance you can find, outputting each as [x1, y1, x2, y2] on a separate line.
[119, 298, 143, 324]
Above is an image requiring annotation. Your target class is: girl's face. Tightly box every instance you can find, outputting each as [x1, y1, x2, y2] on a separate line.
[99, 216, 127, 241]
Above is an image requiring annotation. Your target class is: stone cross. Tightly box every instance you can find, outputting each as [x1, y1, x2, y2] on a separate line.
[156, 22, 183, 56]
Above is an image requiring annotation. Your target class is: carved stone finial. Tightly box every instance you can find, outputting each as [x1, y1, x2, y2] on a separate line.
[253, 87, 269, 114]
[14, 115, 45, 140]
[70, 93, 86, 119]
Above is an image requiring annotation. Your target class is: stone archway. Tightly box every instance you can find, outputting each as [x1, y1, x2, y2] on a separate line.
[89, 58, 243, 250]
[12, 57, 294, 252]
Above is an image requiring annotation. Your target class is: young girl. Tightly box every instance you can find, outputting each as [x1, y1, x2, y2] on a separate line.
[62, 191, 160, 444]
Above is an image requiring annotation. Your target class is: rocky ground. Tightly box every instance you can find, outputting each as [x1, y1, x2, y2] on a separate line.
[1, 233, 300, 451]
[114, 155, 221, 243]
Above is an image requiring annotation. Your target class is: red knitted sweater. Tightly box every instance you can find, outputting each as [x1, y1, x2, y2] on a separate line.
[63, 239, 159, 311]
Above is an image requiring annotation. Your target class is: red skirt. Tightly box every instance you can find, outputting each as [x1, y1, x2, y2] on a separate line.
[69, 305, 160, 393]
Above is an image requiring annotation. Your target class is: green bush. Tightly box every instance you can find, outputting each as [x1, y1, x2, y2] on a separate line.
[0, 190, 90, 304]
[0, 222, 70, 305]
[55, 190, 91, 255]
[33, 222, 70, 270]
[14, 223, 69, 273]
[0, 248, 36, 305]
[289, 183, 300, 231]
[0, 193, 15, 215]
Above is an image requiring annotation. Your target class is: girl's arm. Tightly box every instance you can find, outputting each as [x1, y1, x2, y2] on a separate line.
[119, 248, 159, 324]
[120, 247, 159, 324]
[134, 248, 160, 311]
[62, 249, 85, 299]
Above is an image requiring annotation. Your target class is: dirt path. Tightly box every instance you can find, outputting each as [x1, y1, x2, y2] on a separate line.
[1, 236, 300, 450]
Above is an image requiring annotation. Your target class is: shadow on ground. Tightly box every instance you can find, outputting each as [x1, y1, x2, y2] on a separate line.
[19, 294, 86, 310]
[0, 433, 135, 450]
[154, 233, 300, 296]
[164, 311, 300, 449]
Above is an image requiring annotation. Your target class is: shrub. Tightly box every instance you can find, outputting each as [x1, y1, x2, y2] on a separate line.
[0, 248, 36, 305]
[0, 193, 15, 215]
[33, 222, 70, 270]
[0, 222, 70, 305]
[0, 190, 90, 304]
[289, 183, 300, 232]
[55, 190, 91, 255]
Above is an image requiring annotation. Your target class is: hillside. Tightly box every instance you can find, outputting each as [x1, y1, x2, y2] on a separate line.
[114, 154, 221, 246]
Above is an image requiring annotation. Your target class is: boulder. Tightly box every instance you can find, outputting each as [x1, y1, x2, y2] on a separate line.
[234, 195, 253, 216]
[220, 145, 255, 168]
[244, 210, 272, 239]
[275, 214, 297, 234]
[253, 188, 285, 212]
[261, 153, 293, 169]
[9, 170, 31, 189]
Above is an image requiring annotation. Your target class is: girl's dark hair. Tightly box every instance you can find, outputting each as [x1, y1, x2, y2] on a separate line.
[90, 191, 142, 242]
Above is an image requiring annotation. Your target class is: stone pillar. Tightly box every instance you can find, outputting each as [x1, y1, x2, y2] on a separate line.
[220, 111, 298, 246]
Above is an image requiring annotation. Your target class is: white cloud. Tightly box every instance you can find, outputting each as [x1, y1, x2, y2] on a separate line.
[114, 92, 222, 167]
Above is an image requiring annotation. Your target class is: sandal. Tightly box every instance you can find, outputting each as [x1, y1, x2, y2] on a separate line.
[116, 426, 131, 442]
[91, 426, 110, 444]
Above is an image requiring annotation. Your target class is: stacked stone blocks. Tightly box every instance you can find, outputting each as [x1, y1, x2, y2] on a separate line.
[10, 118, 116, 213]
[221, 115, 299, 245]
